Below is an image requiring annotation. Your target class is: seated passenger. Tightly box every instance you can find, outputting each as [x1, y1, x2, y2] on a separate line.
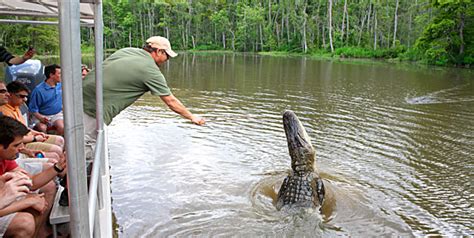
[29, 64, 64, 135]
[0, 81, 64, 159]
[0, 81, 57, 177]
[0, 115, 66, 238]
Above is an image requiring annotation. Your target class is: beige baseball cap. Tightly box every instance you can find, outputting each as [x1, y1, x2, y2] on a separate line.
[146, 36, 178, 58]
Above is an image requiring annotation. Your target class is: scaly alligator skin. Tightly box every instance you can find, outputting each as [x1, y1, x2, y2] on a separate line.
[276, 110, 325, 210]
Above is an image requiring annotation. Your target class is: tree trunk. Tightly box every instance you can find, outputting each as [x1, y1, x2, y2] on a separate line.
[222, 32, 226, 49]
[268, 0, 272, 29]
[373, 7, 377, 50]
[392, 0, 399, 47]
[182, 19, 186, 49]
[187, 0, 193, 50]
[322, 23, 326, 48]
[328, 0, 334, 52]
[139, 7, 144, 43]
[408, 1, 413, 47]
[459, 11, 465, 55]
[367, 3, 372, 35]
[358, 5, 368, 46]
[315, 0, 321, 48]
[230, 30, 235, 50]
[302, 1, 308, 53]
[341, 0, 347, 43]
[286, 8, 290, 44]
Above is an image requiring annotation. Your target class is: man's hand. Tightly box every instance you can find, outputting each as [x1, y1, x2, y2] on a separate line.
[22, 47, 35, 61]
[191, 116, 206, 125]
[33, 134, 47, 143]
[55, 152, 67, 174]
[25, 193, 48, 214]
[38, 115, 49, 124]
[0, 172, 32, 209]
[20, 148, 35, 157]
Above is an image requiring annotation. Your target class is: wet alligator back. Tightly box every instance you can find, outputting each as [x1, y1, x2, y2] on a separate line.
[276, 172, 325, 210]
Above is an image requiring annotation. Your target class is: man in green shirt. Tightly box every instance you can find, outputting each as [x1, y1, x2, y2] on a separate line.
[82, 36, 205, 153]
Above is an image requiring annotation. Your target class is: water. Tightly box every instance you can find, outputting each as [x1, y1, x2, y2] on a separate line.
[107, 54, 473, 237]
[4, 54, 472, 236]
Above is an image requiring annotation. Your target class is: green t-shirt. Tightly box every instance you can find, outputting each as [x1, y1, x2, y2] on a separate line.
[83, 48, 171, 125]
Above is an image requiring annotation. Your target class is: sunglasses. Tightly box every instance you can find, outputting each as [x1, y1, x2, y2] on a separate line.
[15, 94, 28, 99]
[0, 89, 7, 94]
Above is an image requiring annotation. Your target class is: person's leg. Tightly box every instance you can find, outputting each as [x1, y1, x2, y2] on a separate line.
[26, 142, 63, 158]
[49, 113, 64, 136]
[43, 152, 60, 162]
[4, 212, 36, 238]
[0, 213, 16, 237]
[52, 119, 64, 135]
[44, 135, 64, 149]
[35, 181, 56, 237]
[33, 122, 48, 133]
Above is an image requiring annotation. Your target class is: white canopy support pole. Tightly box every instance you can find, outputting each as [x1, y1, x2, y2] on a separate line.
[58, 0, 91, 237]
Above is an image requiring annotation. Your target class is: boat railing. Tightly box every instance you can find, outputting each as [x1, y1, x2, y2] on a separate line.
[88, 129, 104, 235]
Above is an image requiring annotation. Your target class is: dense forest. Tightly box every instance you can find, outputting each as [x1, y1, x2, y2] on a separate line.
[0, 0, 473, 66]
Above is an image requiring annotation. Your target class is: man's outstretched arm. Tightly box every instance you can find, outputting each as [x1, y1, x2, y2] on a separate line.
[160, 94, 205, 125]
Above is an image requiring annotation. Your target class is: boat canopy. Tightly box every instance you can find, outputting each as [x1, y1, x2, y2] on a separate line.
[0, 0, 94, 26]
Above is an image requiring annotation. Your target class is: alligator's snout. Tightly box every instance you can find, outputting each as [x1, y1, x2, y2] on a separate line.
[277, 110, 325, 210]
[283, 110, 315, 174]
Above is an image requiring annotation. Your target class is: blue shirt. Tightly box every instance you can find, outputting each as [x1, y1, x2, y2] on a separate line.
[29, 81, 62, 115]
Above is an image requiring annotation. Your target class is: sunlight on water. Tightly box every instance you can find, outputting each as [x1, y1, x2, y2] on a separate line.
[106, 54, 474, 237]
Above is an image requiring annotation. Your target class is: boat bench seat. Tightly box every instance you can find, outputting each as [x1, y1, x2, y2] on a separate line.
[50, 160, 93, 238]
[50, 186, 70, 238]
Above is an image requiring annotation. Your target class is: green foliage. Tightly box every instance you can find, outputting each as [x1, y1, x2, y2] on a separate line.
[0, 20, 59, 55]
[2, 0, 473, 67]
[415, 0, 474, 65]
[193, 44, 222, 51]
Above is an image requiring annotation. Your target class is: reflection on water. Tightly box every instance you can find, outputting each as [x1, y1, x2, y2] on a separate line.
[104, 54, 473, 237]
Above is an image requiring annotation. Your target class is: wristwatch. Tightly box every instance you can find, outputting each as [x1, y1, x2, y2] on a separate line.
[53, 163, 64, 173]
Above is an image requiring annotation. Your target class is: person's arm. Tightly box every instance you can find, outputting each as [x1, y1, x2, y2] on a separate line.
[12, 153, 65, 190]
[19, 147, 36, 157]
[28, 90, 49, 124]
[23, 131, 47, 144]
[30, 157, 65, 190]
[160, 94, 205, 125]
[0, 172, 32, 210]
[32, 112, 49, 124]
[0, 194, 47, 217]
[7, 48, 35, 65]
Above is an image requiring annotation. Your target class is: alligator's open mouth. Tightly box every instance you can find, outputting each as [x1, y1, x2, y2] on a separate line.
[282, 110, 315, 173]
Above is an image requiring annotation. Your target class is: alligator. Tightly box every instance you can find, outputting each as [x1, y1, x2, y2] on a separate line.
[276, 110, 325, 210]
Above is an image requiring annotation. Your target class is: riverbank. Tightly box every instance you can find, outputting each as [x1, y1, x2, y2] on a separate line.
[8, 46, 471, 70]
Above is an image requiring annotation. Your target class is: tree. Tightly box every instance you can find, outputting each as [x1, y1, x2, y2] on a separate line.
[415, 0, 474, 64]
